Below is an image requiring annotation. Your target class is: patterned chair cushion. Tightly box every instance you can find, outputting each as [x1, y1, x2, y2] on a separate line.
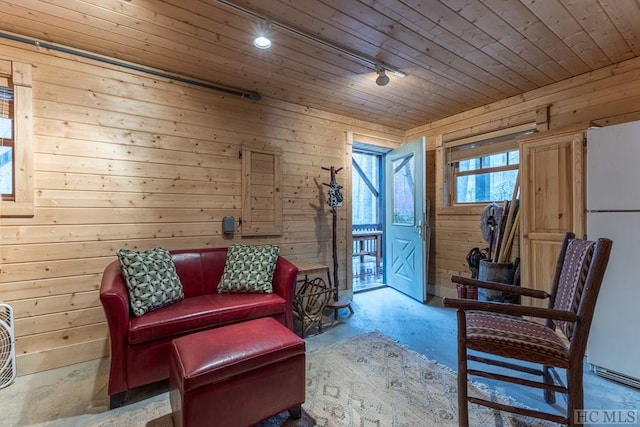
[117, 247, 184, 317]
[466, 311, 570, 368]
[552, 239, 595, 339]
[217, 244, 280, 294]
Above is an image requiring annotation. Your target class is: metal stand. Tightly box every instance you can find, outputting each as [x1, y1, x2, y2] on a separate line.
[322, 166, 354, 319]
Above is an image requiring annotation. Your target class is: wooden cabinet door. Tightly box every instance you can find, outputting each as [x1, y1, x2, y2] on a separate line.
[519, 128, 585, 307]
[241, 148, 283, 236]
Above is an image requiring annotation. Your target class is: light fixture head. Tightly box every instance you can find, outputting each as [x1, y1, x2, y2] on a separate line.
[253, 18, 272, 49]
[253, 36, 272, 49]
[376, 68, 390, 86]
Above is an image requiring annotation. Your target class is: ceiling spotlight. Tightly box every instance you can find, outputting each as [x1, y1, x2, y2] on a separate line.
[376, 68, 390, 86]
[253, 36, 272, 49]
[253, 19, 272, 49]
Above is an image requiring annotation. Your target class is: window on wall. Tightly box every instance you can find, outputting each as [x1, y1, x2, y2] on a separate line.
[392, 153, 415, 224]
[447, 132, 528, 205]
[0, 60, 34, 218]
[0, 82, 14, 199]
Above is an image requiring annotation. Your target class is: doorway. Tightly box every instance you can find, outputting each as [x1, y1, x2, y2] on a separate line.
[351, 138, 429, 302]
[352, 144, 388, 292]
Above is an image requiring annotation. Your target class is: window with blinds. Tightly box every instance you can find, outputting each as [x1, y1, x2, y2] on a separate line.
[0, 80, 14, 199]
[447, 131, 528, 204]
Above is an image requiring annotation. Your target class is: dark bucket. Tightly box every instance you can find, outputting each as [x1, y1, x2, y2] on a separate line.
[478, 260, 513, 301]
[456, 284, 478, 300]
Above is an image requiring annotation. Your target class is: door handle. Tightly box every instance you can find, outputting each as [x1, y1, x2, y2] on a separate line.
[414, 220, 423, 238]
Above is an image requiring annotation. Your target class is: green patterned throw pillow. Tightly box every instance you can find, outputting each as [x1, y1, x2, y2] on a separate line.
[218, 244, 280, 294]
[116, 247, 184, 317]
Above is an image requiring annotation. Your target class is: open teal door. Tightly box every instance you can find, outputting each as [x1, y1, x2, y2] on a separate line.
[384, 138, 428, 302]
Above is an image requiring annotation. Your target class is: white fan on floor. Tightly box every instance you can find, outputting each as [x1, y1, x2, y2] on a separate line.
[0, 302, 16, 389]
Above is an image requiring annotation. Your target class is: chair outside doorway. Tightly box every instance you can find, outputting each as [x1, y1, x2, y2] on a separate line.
[352, 226, 383, 292]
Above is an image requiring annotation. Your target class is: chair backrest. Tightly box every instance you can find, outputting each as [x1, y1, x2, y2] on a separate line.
[546, 232, 612, 354]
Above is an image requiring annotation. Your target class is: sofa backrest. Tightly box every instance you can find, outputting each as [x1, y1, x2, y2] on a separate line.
[103, 247, 296, 304]
[102, 247, 298, 330]
[170, 248, 228, 297]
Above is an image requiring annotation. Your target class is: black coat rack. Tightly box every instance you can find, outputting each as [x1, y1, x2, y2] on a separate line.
[322, 166, 354, 318]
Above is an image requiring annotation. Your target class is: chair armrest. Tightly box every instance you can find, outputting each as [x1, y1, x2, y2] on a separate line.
[272, 256, 299, 330]
[451, 275, 550, 299]
[442, 297, 579, 322]
[99, 259, 131, 396]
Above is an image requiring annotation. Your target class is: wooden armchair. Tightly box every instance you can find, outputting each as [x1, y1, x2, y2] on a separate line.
[443, 232, 612, 426]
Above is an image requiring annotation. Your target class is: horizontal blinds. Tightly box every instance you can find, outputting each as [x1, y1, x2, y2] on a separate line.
[446, 126, 535, 164]
[0, 83, 13, 119]
[448, 137, 518, 163]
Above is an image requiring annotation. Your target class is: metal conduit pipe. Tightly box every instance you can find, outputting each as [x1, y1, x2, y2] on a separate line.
[0, 31, 262, 101]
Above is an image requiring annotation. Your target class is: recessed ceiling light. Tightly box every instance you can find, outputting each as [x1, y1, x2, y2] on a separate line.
[253, 36, 272, 49]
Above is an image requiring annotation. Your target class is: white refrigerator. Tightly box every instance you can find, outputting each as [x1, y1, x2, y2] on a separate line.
[587, 120, 640, 388]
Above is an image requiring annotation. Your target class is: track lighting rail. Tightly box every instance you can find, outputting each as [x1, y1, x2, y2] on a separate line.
[216, 0, 408, 79]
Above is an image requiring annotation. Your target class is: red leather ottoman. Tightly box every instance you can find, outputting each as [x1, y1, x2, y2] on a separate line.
[169, 317, 306, 427]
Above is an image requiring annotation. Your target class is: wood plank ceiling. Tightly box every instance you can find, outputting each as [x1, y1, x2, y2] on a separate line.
[1, 0, 640, 130]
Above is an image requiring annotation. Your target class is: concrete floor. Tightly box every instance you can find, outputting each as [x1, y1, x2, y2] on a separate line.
[319, 287, 640, 424]
[1, 286, 639, 426]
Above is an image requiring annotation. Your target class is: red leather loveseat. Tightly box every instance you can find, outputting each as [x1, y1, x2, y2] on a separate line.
[99, 247, 298, 409]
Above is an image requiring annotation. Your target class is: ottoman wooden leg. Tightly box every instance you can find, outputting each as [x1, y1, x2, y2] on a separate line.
[109, 391, 127, 409]
[289, 404, 302, 419]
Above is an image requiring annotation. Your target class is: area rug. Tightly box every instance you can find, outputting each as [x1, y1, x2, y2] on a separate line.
[88, 332, 558, 426]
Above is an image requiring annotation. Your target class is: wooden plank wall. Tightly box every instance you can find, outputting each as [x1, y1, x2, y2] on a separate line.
[5, 32, 640, 376]
[0, 38, 404, 375]
[408, 55, 640, 298]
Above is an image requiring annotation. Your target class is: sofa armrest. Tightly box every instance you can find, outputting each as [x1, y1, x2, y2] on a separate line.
[99, 259, 131, 396]
[272, 256, 298, 330]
